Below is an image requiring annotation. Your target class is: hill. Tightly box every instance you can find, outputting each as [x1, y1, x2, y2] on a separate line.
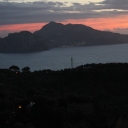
[0, 31, 50, 53]
[34, 21, 128, 47]
[1, 21, 128, 53]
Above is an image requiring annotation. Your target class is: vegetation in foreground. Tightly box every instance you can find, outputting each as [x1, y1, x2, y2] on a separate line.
[1, 63, 128, 128]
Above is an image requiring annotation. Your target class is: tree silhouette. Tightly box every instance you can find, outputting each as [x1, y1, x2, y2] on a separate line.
[9, 65, 20, 71]
[22, 66, 30, 72]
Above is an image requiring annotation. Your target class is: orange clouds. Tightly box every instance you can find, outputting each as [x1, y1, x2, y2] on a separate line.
[0, 15, 128, 37]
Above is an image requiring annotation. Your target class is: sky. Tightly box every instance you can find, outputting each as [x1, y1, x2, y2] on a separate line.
[0, 0, 128, 37]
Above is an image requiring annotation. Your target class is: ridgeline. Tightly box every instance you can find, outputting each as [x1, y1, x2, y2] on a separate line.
[1, 21, 128, 53]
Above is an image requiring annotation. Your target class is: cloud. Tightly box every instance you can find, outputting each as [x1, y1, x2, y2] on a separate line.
[1, 0, 128, 37]
[100, 0, 128, 10]
[0, 0, 128, 26]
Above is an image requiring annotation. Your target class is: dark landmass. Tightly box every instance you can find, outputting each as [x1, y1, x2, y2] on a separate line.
[1, 63, 128, 128]
[0, 31, 50, 53]
[34, 21, 128, 47]
[1, 21, 128, 53]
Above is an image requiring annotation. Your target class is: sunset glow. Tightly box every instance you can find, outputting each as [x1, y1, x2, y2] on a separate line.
[0, 23, 46, 33]
[62, 15, 128, 30]
[1, 15, 128, 37]
[1, 0, 128, 37]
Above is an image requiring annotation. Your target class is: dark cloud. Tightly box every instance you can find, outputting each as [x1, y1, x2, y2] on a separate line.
[0, 0, 128, 26]
[99, 0, 128, 10]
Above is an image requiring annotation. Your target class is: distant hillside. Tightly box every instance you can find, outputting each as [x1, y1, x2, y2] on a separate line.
[34, 21, 128, 47]
[0, 31, 50, 53]
[1, 21, 128, 53]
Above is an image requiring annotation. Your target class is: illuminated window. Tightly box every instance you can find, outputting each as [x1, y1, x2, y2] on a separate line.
[18, 105, 22, 109]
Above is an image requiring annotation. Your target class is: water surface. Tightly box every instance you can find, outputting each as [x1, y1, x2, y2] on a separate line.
[1, 44, 128, 71]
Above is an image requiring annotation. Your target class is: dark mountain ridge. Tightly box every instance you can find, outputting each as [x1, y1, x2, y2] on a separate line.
[0, 31, 50, 53]
[0, 21, 128, 53]
[34, 21, 128, 47]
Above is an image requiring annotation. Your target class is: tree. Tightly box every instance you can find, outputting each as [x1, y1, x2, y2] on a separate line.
[22, 66, 30, 72]
[9, 65, 20, 71]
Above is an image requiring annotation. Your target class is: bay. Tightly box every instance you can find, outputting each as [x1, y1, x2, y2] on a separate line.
[1, 43, 128, 71]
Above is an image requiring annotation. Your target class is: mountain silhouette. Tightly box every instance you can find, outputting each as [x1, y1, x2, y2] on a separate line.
[0, 31, 50, 53]
[0, 21, 128, 53]
[34, 21, 128, 47]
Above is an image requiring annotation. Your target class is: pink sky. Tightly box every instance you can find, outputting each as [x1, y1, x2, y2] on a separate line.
[1, 15, 128, 37]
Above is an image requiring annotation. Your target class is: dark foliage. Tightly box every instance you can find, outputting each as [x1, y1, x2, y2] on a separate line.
[9, 65, 20, 71]
[22, 67, 30, 72]
[1, 63, 128, 128]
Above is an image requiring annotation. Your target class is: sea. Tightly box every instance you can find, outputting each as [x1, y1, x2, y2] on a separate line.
[1, 43, 128, 71]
